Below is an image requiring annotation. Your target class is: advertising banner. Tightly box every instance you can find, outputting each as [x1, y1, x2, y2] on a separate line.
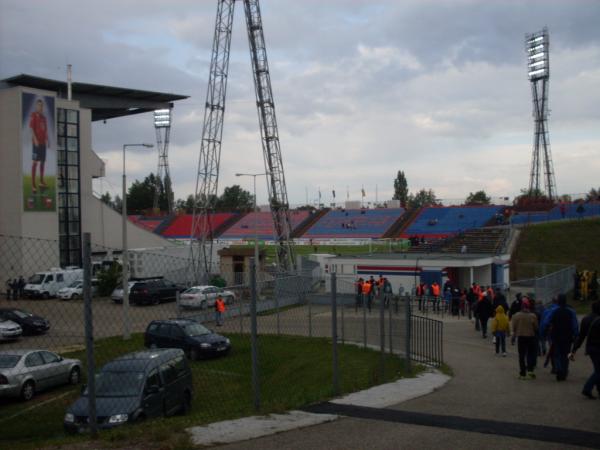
[22, 93, 56, 211]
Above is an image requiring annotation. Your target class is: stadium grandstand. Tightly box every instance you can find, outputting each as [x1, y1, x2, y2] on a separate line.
[511, 202, 600, 225]
[302, 208, 404, 239]
[160, 213, 239, 239]
[128, 215, 167, 233]
[401, 205, 502, 238]
[219, 211, 311, 240]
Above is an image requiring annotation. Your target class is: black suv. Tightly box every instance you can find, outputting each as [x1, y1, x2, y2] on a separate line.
[144, 319, 231, 360]
[130, 279, 185, 306]
[64, 348, 193, 433]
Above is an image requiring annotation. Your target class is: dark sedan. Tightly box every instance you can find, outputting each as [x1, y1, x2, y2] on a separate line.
[130, 279, 186, 306]
[0, 308, 50, 335]
[144, 319, 231, 360]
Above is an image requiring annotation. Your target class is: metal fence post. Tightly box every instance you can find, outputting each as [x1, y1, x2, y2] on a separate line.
[331, 273, 339, 395]
[340, 286, 345, 344]
[250, 258, 260, 411]
[176, 290, 181, 319]
[82, 233, 97, 437]
[362, 292, 367, 349]
[388, 295, 393, 355]
[405, 294, 412, 373]
[275, 277, 280, 336]
[308, 286, 313, 338]
[379, 290, 385, 376]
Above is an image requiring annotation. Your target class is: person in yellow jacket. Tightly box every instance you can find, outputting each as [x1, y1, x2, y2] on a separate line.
[491, 305, 510, 356]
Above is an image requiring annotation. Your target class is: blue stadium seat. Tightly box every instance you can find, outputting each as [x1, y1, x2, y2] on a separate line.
[302, 208, 404, 239]
[403, 206, 502, 237]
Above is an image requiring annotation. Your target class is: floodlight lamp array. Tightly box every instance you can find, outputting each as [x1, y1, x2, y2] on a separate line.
[154, 108, 171, 128]
[526, 29, 549, 80]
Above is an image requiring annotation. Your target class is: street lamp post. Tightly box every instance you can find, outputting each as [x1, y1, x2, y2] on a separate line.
[122, 143, 153, 340]
[235, 172, 271, 285]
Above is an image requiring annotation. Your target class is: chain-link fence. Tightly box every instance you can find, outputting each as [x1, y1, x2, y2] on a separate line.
[510, 263, 576, 305]
[0, 233, 443, 448]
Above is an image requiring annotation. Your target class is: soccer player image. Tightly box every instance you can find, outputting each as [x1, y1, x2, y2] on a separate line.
[30, 99, 48, 194]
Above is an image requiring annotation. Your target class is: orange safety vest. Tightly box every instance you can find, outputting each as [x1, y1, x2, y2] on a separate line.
[362, 282, 371, 295]
[216, 298, 225, 312]
[431, 283, 440, 297]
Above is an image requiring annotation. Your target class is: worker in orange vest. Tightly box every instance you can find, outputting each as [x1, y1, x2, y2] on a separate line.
[361, 279, 372, 313]
[431, 281, 441, 312]
[215, 295, 226, 326]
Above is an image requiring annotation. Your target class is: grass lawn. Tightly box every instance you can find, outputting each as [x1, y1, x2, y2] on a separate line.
[512, 218, 600, 273]
[1, 333, 418, 450]
[512, 218, 600, 312]
[22, 175, 57, 212]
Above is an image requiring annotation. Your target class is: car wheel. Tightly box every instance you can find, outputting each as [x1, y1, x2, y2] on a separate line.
[200, 300, 207, 310]
[179, 390, 192, 415]
[21, 381, 35, 401]
[189, 348, 199, 361]
[69, 367, 81, 385]
[42, 292, 49, 300]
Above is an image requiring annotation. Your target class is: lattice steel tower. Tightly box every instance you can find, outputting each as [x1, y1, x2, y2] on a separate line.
[153, 108, 173, 213]
[525, 27, 557, 199]
[190, 0, 295, 281]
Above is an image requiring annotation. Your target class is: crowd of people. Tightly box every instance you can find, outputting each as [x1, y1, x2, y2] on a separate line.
[374, 277, 599, 400]
[354, 275, 394, 312]
[4, 276, 26, 300]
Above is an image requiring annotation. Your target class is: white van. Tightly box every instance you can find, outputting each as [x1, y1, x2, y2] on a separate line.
[23, 268, 83, 299]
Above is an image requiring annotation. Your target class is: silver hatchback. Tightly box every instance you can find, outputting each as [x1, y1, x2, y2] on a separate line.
[0, 350, 82, 401]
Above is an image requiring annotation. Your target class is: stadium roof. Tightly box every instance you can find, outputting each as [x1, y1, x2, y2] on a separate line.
[1, 74, 189, 121]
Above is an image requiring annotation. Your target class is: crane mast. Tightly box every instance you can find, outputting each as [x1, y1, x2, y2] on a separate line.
[190, 0, 295, 282]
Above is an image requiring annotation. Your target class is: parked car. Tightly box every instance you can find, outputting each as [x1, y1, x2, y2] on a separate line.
[57, 279, 99, 300]
[179, 285, 236, 310]
[111, 281, 137, 304]
[0, 319, 22, 341]
[0, 350, 81, 401]
[130, 279, 186, 306]
[24, 268, 83, 299]
[64, 348, 192, 433]
[144, 319, 231, 360]
[0, 308, 49, 335]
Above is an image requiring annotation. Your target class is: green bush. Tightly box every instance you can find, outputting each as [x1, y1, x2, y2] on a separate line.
[97, 262, 122, 296]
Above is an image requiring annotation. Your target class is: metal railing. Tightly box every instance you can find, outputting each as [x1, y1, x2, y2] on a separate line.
[410, 311, 444, 367]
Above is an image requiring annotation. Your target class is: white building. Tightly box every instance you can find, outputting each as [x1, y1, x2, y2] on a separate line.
[0, 74, 188, 278]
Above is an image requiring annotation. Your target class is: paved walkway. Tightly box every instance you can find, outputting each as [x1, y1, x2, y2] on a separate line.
[213, 316, 600, 450]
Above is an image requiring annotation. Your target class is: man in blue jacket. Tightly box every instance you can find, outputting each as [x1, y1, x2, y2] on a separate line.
[570, 301, 600, 399]
[541, 294, 579, 381]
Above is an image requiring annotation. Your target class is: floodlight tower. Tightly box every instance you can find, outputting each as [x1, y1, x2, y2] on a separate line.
[153, 108, 174, 214]
[525, 27, 557, 199]
[190, 0, 295, 282]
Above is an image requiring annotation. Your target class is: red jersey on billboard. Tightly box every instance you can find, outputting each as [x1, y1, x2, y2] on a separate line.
[29, 111, 48, 145]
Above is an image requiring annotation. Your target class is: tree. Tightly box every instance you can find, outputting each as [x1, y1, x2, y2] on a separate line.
[465, 190, 491, 205]
[100, 191, 112, 207]
[393, 171, 409, 207]
[586, 187, 600, 202]
[215, 185, 254, 211]
[113, 195, 123, 213]
[408, 189, 439, 209]
[126, 173, 170, 214]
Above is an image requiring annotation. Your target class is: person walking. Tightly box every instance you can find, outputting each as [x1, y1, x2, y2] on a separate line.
[361, 279, 371, 313]
[511, 299, 539, 380]
[431, 281, 441, 312]
[17, 276, 25, 299]
[570, 301, 600, 399]
[382, 278, 393, 308]
[491, 305, 510, 356]
[477, 292, 494, 339]
[215, 295, 226, 327]
[541, 294, 579, 381]
[5, 279, 12, 300]
[355, 278, 364, 312]
[509, 293, 523, 345]
[467, 286, 476, 320]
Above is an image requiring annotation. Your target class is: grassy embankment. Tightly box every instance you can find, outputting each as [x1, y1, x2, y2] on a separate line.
[1, 333, 419, 450]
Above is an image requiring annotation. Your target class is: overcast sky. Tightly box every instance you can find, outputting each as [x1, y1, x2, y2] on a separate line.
[1, 0, 599, 206]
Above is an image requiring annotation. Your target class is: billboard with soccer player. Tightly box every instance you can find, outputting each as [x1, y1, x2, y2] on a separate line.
[22, 93, 56, 212]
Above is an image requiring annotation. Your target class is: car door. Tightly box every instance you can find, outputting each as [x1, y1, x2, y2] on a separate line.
[156, 323, 172, 348]
[141, 369, 163, 418]
[24, 352, 50, 390]
[168, 324, 186, 351]
[159, 360, 179, 415]
[205, 287, 217, 306]
[163, 280, 177, 301]
[39, 351, 66, 388]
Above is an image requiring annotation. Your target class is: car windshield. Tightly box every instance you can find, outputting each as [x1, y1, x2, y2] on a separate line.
[12, 310, 31, 319]
[88, 371, 145, 397]
[0, 354, 21, 368]
[68, 281, 82, 288]
[183, 323, 211, 337]
[184, 288, 202, 294]
[28, 274, 44, 285]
